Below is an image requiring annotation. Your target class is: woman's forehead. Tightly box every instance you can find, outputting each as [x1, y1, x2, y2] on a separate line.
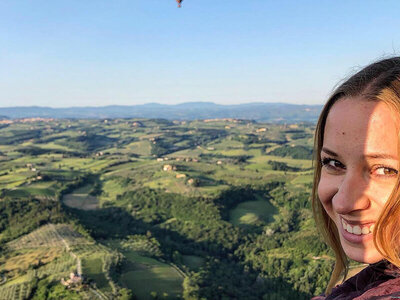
[323, 98, 399, 155]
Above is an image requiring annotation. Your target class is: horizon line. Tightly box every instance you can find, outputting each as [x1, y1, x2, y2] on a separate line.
[0, 101, 324, 109]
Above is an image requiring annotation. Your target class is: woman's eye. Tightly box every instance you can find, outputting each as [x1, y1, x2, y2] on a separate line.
[374, 167, 398, 176]
[321, 158, 344, 170]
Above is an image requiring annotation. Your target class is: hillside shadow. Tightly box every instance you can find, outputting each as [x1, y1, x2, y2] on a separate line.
[64, 203, 311, 299]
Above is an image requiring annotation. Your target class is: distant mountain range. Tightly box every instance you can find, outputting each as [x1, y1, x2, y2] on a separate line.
[0, 102, 323, 123]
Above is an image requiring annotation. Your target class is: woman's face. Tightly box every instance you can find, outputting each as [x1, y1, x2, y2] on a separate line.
[318, 97, 399, 263]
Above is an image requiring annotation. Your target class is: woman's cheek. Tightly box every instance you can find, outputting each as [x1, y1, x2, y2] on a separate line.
[318, 176, 330, 204]
[318, 176, 336, 213]
[369, 181, 396, 208]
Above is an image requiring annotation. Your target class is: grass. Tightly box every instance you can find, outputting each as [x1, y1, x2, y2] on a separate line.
[62, 184, 100, 210]
[229, 196, 277, 227]
[214, 148, 260, 157]
[63, 194, 99, 210]
[248, 155, 312, 169]
[8, 224, 88, 250]
[35, 142, 75, 152]
[73, 184, 92, 194]
[125, 140, 152, 156]
[4, 185, 57, 199]
[82, 256, 111, 292]
[1, 274, 32, 286]
[207, 138, 244, 149]
[118, 250, 183, 299]
[212, 166, 280, 186]
[123, 251, 166, 266]
[166, 148, 204, 158]
[120, 268, 182, 299]
[50, 157, 113, 172]
[0, 172, 30, 189]
[291, 173, 313, 185]
[27, 181, 57, 189]
[0, 248, 62, 275]
[141, 168, 228, 197]
[98, 178, 127, 204]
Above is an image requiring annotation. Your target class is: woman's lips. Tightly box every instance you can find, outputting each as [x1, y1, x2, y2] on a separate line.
[340, 217, 375, 243]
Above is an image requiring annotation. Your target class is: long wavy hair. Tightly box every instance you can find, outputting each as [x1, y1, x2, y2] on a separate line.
[312, 57, 400, 294]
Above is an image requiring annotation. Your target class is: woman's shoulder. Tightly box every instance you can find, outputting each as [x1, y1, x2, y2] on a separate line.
[313, 261, 400, 300]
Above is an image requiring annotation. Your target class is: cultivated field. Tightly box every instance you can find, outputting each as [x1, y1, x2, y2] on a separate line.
[0, 118, 331, 299]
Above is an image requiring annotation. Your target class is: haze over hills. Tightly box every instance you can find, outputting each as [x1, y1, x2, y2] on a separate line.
[0, 102, 322, 123]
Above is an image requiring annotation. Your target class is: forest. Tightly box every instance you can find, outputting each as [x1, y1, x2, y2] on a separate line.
[0, 117, 339, 299]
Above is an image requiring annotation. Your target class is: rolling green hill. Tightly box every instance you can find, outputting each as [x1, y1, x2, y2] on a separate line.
[0, 118, 333, 299]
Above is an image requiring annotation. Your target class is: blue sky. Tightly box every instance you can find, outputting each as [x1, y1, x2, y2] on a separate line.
[1, 0, 400, 107]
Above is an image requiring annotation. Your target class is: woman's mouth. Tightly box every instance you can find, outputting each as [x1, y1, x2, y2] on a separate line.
[341, 218, 375, 235]
[340, 217, 375, 243]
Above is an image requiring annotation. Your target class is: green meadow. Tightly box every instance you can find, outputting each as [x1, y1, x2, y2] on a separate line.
[229, 196, 277, 227]
[119, 251, 183, 300]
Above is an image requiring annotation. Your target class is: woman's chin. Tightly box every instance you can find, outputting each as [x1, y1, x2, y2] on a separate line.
[344, 247, 384, 264]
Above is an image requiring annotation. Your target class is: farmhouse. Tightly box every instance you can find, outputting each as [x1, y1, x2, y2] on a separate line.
[132, 121, 143, 127]
[163, 164, 176, 171]
[61, 272, 82, 288]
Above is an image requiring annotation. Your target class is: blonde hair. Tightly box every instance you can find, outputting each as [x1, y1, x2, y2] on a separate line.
[312, 57, 400, 294]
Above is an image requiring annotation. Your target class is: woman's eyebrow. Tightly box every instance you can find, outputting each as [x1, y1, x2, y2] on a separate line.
[322, 147, 398, 160]
[364, 153, 398, 160]
[321, 147, 338, 157]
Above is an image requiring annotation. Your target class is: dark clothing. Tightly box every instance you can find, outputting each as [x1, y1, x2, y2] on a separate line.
[313, 260, 400, 300]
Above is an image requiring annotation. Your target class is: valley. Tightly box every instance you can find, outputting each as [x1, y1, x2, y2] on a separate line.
[0, 117, 337, 299]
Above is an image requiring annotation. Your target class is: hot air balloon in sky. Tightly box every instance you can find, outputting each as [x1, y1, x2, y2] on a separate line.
[176, 0, 183, 8]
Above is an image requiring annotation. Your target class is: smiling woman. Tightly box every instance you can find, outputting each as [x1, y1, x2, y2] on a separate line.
[312, 57, 400, 299]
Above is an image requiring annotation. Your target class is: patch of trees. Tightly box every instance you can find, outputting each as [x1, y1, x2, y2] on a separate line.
[64, 182, 332, 298]
[268, 145, 313, 159]
[17, 146, 52, 156]
[31, 279, 82, 300]
[267, 160, 300, 172]
[0, 198, 67, 243]
[56, 133, 117, 152]
[290, 131, 311, 140]
[120, 234, 163, 258]
[0, 123, 10, 130]
[199, 153, 252, 164]
[192, 128, 228, 145]
[151, 128, 228, 156]
[149, 118, 175, 127]
[17, 145, 84, 156]
[234, 134, 286, 145]
[150, 139, 174, 157]
[35, 134, 70, 144]
[228, 180, 332, 296]
[106, 158, 134, 169]
[0, 129, 42, 145]
[40, 169, 83, 183]
[269, 185, 311, 210]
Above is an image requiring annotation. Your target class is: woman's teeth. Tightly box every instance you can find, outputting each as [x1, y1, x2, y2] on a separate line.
[341, 219, 374, 235]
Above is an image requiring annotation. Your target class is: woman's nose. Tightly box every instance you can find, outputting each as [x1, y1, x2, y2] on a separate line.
[332, 171, 370, 215]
